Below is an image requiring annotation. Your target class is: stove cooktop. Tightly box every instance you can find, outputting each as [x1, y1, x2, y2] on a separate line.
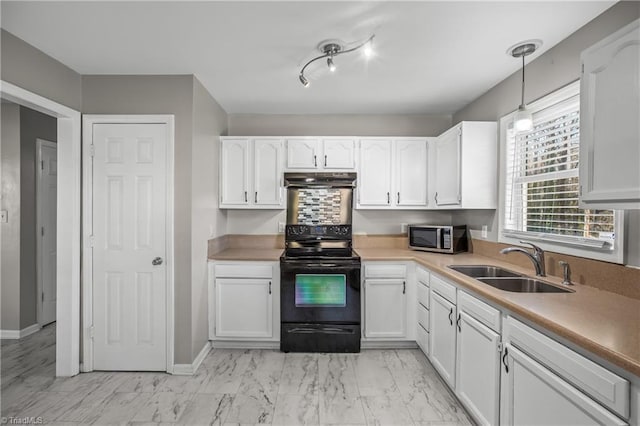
[281, 247, 360, 262]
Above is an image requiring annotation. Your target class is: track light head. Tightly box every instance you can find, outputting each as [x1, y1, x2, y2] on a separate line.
[299, 74, 309, 87]
[327, 57, 336, 72]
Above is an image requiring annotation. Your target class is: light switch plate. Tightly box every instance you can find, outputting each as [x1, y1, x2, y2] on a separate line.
[278, 222, 285, 233]
[0, 210, 7, 223]
[482, 225, 488, 239]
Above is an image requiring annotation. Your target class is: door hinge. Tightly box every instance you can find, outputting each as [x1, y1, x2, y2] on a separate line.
[41, 226, 45, 237]
[579, 185, 583, 196]
[41, 160, 45, 170]
[89, 235, 95, 248]
[581, 63, 584, 74]
[42, 292, 44, 302]
[498, 342, 503, 353]
[90, 144, 95, 157]
[89, 326, 95, 339]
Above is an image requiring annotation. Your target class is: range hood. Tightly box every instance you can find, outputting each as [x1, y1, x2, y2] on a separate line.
[284, 172, 357, 188]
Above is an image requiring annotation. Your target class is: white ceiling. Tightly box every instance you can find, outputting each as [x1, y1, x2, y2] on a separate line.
[1, 1, 614, 115]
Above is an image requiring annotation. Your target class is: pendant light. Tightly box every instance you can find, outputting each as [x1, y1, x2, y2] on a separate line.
[509, 41, 540, 133]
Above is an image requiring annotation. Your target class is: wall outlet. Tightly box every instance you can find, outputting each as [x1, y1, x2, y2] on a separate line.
[0, 210, 7, 223]
[481, 225, 488, 239]
[278, 222, 285, 233]
[400, 223, 408, 233]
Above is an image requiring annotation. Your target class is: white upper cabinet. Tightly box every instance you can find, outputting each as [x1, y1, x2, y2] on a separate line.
[220, 138, 250, 206]
[433, 121, 497, 209]
[286, 138, 319, 169]
[358, 139, 394, 207]
[395, 140, 429, 207]
[579, 19, 640, 209]
[220, 137, 284, 209]
[285, 137, 356, 171]
[357, 138, 429, 209]
[253, 139, 284, 206]
[323, 138, 356, 169]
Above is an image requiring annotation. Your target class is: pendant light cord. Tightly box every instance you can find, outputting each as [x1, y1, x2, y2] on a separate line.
[521, 54, 526, 107]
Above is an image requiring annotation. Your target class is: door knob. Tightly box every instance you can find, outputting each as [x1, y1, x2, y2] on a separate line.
[152, 257, 163, 266]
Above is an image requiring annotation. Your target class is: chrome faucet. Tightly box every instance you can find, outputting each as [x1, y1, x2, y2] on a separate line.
[500, 241, 546, 277]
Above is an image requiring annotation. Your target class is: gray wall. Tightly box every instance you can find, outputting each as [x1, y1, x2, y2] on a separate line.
[82, 75, 196, 364]
[228, 113, 451, 137]
[452, 1, 640, 267]
[226, 113, 453, 235]
[1, 30, 82, 111]
[20, 107, 57, 328]
[1, 103, 22, 331]
[191, 78, 227, 359]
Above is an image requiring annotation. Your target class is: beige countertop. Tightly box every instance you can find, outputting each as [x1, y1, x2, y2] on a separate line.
[209, 246, 640, 378]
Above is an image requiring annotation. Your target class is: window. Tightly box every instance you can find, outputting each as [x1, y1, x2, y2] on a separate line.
[500, 81, 624, 263]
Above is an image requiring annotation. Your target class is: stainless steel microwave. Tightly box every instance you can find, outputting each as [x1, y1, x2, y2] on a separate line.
[408, 224, 468, 254]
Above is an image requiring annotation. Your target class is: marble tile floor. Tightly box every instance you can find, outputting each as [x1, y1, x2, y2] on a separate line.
[2, 326, 473, 425]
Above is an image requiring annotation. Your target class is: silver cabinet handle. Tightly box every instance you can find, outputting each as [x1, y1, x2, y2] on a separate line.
[457, 313, 461, 332]
[324, 155, 327, 167]
[268, 281, 272, 294]
[387, 192, 390, 204]
[502, 347, 509, 373]
[152, 257, 163, 266]
[402, 281, 406, 294]
[314, 155, 317, 167]
[255, 191, 258, 203]
[397, 192, 400, 204]
[435, 192, 439, 204]
[448, 307, 453, 326]
[244, 191, 248, 202]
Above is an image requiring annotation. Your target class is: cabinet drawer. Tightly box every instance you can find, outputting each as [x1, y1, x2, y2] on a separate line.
[364, 263, 406, 279]
[418, 303, 429, 330]
[458, 290, 500, 332]
[430, 273, 456, 304]
[416, 266, 429, 285]
[417, 323, 429, 355]
[215, 263, 273, 279]
[417, 281, 430, 308]
[506, 317, 629, 418]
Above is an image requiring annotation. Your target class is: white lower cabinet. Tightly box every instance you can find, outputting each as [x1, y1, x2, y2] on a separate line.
[501, 344, 627, 425]
[363, 263, 412, 340]
[429, 290, 457, 387]
[209, 261, 278, 341]
[455, 311, 500, 426]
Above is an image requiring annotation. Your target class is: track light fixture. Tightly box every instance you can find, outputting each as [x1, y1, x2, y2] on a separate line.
[298, 35, 375, 87]
[508, 40, 542, 133]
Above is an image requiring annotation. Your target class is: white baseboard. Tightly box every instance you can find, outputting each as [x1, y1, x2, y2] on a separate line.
[212, 340, 280, 350]
[0, 323, 42, 339]
[361, 340, 418, 349]
[173, 341, 211, 376]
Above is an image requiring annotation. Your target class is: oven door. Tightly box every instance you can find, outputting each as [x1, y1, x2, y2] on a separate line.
[280, 261, 361, 324]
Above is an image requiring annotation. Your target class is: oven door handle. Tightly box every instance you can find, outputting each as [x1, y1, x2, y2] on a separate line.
[287, 327, 355, 335]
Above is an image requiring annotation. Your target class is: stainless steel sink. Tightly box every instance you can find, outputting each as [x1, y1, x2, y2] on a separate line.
[477, 277, 575, 293]
[448, 265, 522, 278]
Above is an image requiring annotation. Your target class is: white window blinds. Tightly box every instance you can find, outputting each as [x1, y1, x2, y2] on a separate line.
[503, 93, 616, 249]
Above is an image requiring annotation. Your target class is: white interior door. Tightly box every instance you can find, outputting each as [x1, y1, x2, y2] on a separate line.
[91, 123, 167, 371]
[37, 139, 57, 326]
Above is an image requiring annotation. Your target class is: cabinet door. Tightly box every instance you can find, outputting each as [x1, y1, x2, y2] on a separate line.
[456, 311, 500, 426]
[501, 344, 627, 426]
[358, 139, 392, 207]
[579, 19, 640, 208]
[429, 291, 456, 387]
[364, 278, 406, 338]
[220, 139, 249, 205]
[395, 139, 428, 207]
[286, 138, 319, 169]
[434, 127, 461, 206]
[253, 139, 283, 206]
[215, 278, 272, 338]
[323, 139, 355, 169]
